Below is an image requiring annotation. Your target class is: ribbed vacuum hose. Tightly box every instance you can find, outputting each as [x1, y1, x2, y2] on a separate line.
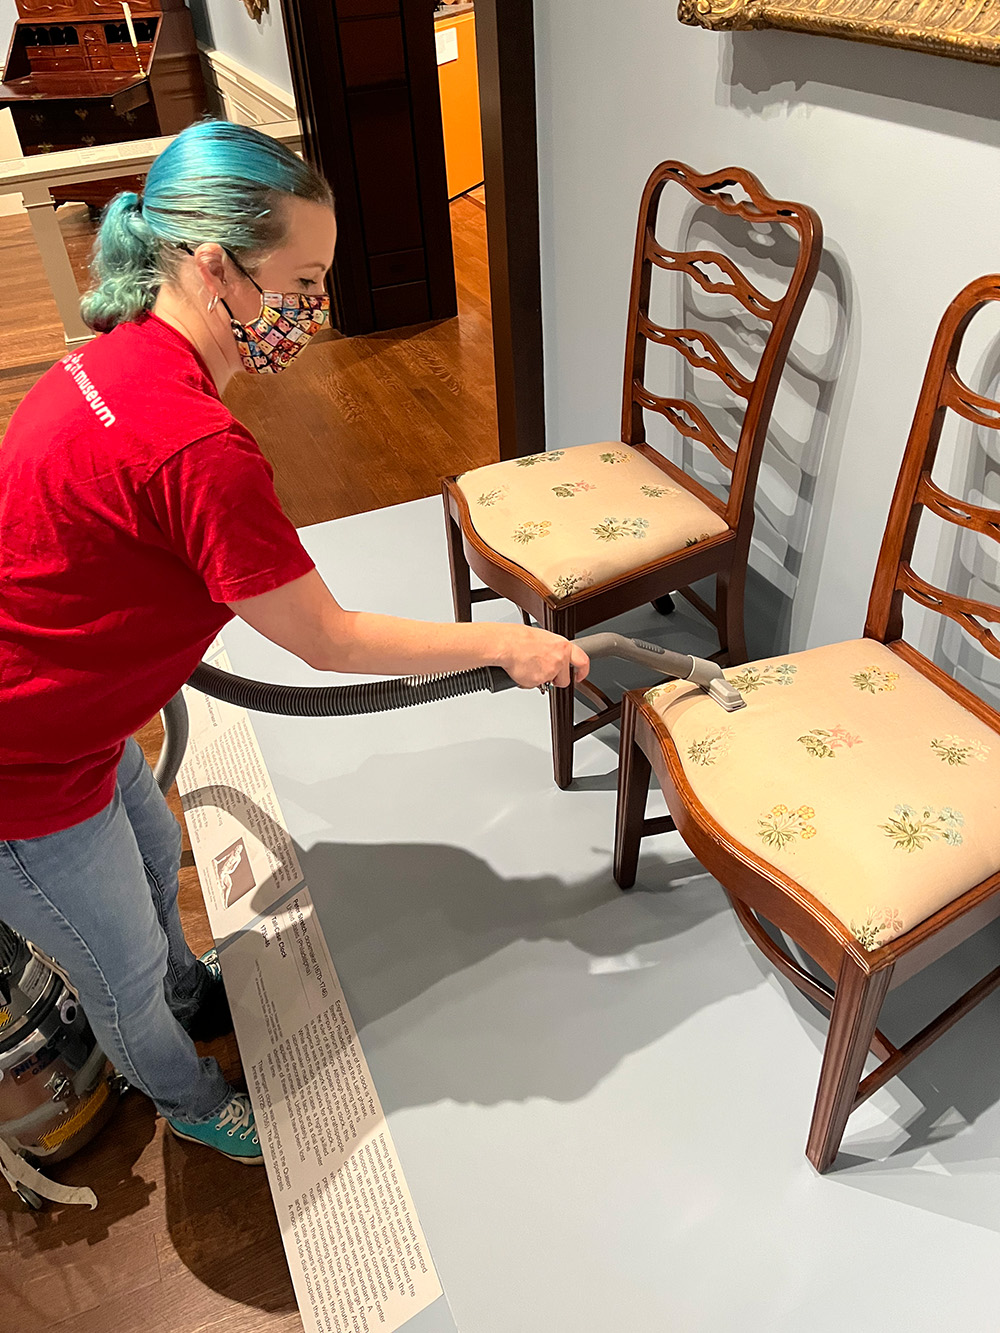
[152, 633, 741, 795]
[188, 661, 514, 716]
[154, 692, 190, 794]
[153, 662, 515, 793]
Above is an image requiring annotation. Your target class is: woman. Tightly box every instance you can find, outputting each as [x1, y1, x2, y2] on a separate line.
[0, 121, 588, 1165]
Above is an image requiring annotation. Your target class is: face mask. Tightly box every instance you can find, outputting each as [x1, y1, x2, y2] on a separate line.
[221, 252, 331, 375]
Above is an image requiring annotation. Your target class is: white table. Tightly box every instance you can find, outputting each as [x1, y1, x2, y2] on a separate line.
[211, 496, 1000, 1333]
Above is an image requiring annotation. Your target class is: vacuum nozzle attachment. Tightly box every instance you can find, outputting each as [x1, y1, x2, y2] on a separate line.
[576, 632, 746, 712]
[704, 678, 747, 712]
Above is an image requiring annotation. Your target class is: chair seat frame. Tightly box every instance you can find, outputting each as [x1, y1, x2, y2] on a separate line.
[443, 161, 823, 787]
[614, 275, 1000, 1172]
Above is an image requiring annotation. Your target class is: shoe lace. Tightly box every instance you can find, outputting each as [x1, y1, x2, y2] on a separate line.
[216, 1096, 258, 1142]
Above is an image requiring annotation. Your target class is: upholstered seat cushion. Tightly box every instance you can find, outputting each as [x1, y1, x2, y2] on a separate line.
[643, 638, 1000, 951]
[455, 442, 730, 598]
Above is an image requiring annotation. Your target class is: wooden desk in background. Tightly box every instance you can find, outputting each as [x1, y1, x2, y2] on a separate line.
[0, 0, 205, 209]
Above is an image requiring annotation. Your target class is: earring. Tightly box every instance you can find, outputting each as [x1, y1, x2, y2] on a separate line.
[206, 294, 219, 314]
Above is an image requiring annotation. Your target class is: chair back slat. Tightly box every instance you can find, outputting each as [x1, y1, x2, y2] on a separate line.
[866, 276, 1000, 687]
[916, 475, 1000, 541]
[645, 241, 778, 322]
[636, 315, 753, 399]
[622, 161, 822, 531]
[631, 386, 737, 471]
[896, 568, 1000, 662]
[942, 370, 1000, 429]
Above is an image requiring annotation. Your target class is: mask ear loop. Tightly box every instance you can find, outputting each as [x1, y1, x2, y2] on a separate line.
[177, 242, 261, 324]
[222, 247, 266, 324]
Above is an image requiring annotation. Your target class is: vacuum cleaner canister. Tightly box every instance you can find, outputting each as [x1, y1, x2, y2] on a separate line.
[0, 922, 120, 1205]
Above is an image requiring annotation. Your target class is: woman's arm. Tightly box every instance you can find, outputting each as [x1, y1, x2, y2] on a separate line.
[228, 569, 589, 688]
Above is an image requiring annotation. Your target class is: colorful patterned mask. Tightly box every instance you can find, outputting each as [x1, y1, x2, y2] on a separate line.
[220, 250, 330, 375]
[223, 289, 330, 375]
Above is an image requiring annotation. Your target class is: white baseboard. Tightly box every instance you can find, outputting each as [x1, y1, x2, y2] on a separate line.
[198, 46, 296, 128]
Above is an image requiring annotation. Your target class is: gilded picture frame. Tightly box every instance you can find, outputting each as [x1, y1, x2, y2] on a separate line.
[678, 0, 1000, 65]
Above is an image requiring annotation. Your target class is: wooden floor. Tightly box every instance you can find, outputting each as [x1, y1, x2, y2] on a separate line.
[0, 198, 496, 1333]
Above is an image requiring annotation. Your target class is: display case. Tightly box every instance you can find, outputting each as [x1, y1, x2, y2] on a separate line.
[0, 0, 206, 207]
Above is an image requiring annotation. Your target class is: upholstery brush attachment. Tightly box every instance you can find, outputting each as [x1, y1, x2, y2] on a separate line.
[578, 633, 746, 712]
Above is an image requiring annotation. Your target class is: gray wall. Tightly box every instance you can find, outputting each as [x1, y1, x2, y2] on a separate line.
[534, 4, 1000, 695]
[187, 0, 292, 92]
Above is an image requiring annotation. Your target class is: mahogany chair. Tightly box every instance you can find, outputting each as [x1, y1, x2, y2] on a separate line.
[442, 161, 822, 787]
[614, 275, 1000, 1172]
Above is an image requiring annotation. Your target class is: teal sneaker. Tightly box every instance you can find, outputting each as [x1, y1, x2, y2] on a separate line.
[182, 948, 234, 1042]
[200, 947, 222, 981]
[167, 1093, 264, 1165]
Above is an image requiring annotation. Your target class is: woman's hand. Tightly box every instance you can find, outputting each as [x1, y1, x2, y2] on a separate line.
[492, 623, 590, 689]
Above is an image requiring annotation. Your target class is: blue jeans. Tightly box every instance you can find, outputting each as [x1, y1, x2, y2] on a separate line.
[0, 739, 231, 1123]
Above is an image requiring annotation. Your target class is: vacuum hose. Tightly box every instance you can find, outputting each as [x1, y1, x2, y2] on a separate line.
[187, 660, 516, 717]
[186, 632, 745, 718]
[155, 632, 744, 795]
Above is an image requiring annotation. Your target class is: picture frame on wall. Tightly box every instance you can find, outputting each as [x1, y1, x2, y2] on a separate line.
[679, 0, 1000, 66]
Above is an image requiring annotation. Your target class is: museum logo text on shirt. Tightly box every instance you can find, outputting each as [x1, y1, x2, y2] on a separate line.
[62, 352, 116, 428]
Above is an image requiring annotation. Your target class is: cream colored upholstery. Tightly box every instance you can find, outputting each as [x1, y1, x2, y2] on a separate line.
[643, 638, 1000, 950]
[456, 442, 729, 598]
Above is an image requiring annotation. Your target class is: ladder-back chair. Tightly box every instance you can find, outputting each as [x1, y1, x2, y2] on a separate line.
[442, 161, 822, 786]
[614, 275, 1000, 1172]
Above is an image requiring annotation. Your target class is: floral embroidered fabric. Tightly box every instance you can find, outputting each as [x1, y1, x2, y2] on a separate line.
[643, 639, 1000, 952]
[455, 442, 730, 597]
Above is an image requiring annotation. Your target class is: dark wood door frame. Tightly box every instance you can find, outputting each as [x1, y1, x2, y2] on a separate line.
[279, 0, 456, 333]
[474, 0, 545, 459]
[279, 0, 544, 459]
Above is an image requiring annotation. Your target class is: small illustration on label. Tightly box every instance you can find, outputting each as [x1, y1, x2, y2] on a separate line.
[214, 838, 256, 907]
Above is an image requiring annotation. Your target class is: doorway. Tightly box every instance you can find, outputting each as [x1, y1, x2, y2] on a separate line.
[279, 0, 544, 461]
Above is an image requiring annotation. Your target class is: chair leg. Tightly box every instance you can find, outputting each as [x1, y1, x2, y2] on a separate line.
[542, 609, 576, 788]
[715, 564, 748, 665]
[806, 956, 893, 1173]
[548, 682, 576, 789]
[443, 500, 473, 623]
[614, 694, 651, 890]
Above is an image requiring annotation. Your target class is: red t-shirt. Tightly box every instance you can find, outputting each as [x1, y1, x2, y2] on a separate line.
[0, 314, 315, 839]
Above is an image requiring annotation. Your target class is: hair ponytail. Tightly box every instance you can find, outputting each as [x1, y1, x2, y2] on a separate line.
[80, 192, 159, 333]
[80, 121, 333, 334]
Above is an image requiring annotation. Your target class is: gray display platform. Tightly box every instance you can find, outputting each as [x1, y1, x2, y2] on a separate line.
[220, 497, 1000, 1332]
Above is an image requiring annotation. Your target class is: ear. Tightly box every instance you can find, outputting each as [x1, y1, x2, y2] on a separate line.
[190, 243, 229, 301]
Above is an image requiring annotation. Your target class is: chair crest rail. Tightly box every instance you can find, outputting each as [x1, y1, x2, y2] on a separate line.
[658, 161, 810, 232]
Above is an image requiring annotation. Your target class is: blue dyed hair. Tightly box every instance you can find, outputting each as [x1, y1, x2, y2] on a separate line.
[80, 120, 333, 334]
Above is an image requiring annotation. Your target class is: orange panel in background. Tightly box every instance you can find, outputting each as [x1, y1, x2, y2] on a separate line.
[435, 9, 483, 201]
